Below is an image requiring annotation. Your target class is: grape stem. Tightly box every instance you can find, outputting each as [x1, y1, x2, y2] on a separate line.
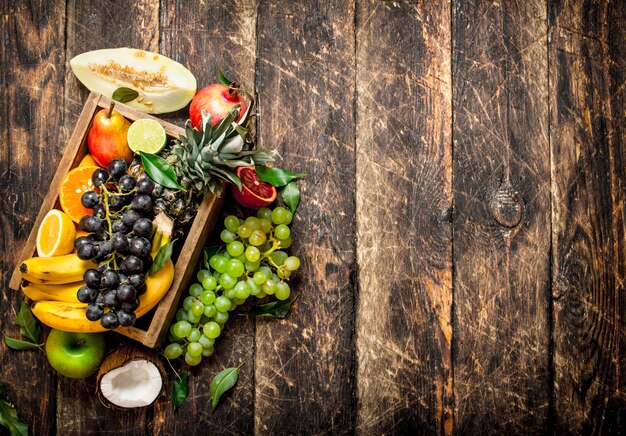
[100, 184, 117, 270]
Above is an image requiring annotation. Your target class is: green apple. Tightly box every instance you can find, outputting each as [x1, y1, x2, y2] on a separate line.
[45, 329, 106, 379]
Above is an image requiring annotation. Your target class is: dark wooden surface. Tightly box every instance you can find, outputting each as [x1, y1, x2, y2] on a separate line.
[0, 0, 623, 434]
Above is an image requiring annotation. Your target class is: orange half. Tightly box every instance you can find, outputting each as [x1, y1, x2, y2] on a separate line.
[36, 209, 76, 257]
[59, 165, 99, 223]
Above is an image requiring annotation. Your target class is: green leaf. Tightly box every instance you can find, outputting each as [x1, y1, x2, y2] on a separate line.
[218, 70, 233, 86]
[281, 182, 300, 214]
[203, 245, 222, 269]
[210, 364, 242, 412]
[15, 302, 39, 344]
[238, 299, 293, 318]
[149, 239, 177, 276]
[4, 337, 40, 350]
[140, 152, 183, 190]
[112, 87, 139, 103]
[0, 399, 28, 436]
[255, 166, 306, 187]
[172, 370, 188, 410]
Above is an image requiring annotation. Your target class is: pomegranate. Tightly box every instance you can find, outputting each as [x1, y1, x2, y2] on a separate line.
[189, 84, 248, 130]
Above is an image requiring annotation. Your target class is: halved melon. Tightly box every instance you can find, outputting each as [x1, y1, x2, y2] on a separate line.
[70, 48, 197, 114]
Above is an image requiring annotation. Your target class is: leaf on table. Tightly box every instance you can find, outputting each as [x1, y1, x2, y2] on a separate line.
[150, 239, 177, 276]
[4, 337, 40, 351]
[281, 182, 300, 214]
[112, 87, 139, 103]
[238, 299, 294, 319]
[210, 364, 242, 412]
[172, 370, 188, 411]
[15, 302, 39, 344]
[0, 398, 28, 436]
[140, 152, 183, 190]
[255, 166, 305, 187]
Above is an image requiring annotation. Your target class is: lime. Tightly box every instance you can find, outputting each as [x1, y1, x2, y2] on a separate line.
[127, 118, 167, 154]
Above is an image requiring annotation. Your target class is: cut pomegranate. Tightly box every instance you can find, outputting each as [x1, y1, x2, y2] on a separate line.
[232, 167, 277, 209]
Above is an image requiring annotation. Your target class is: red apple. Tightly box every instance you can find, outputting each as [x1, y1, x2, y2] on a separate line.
[87, 106, 133, 168]
[189, 84, 248, 130]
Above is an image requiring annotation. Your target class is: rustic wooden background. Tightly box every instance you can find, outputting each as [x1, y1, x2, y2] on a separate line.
[0, 0, 624, 434]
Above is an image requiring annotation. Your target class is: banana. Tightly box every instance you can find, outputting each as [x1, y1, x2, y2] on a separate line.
[31, 259, 175, 333]
[20, 254, 96, 284]
[21, 280, 83, 304]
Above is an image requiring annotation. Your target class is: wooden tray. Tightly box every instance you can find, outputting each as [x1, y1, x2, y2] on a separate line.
[9, 92, 223, 348]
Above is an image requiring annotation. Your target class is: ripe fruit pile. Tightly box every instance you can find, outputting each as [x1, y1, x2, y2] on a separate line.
[74, 158, 160, 329]
[163, 206, 301, 366]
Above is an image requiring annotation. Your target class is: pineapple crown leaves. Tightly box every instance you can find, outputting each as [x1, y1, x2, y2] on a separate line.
[169, 95, 274, 195]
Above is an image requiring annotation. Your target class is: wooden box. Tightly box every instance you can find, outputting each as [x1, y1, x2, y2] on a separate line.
[9, 92, 223, 348]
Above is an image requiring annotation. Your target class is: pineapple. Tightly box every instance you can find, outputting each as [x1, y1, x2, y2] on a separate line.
[131, 101, 273, 232]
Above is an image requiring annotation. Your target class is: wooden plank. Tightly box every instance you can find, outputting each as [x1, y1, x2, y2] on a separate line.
[55, 1, 160, 434]
[0, 0, 65, 434]
[355, 0, 452, 433]
[151, 1, 259, 434]
[549, 1, 626, 432]
[254, 1, 356, 433]
[452, 1, 551, 433]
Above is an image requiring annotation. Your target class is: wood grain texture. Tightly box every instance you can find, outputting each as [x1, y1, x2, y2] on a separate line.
[254, 1, 357, 433]
[355, 0, 452, 433]
[152, 1, 259, 434]
[452, 1, 551, 433]
[549, 0, 626, 432]
[0, 0, 65, 434]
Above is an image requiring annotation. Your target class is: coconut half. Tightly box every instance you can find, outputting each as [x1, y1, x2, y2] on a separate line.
[97, 346, 165, 408]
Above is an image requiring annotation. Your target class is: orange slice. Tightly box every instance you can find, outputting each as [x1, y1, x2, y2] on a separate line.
[79, 154, 99, 167]
[231, 166, 277, 209]
[36, 209, 77, 257]
[59, 165, 99, 223]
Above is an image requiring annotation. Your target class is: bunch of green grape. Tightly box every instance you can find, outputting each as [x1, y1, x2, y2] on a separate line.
[163, 206, 301, 366]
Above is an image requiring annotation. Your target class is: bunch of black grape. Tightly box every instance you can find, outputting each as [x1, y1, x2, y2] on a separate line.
[74, 158, 156, 329]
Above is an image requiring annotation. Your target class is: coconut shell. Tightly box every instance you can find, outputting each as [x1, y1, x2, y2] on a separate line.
[96, 344, 166, 409]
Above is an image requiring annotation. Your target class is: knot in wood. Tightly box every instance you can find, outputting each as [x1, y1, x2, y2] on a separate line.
[489, 181, 523, 228]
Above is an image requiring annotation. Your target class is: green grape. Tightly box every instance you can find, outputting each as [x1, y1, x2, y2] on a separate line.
[257, 207, 272, 221]
[278, 237, 292, 249]
[203, 304, 217, 318]
[274, 224, 290, 240]
[211, 255, 229, 273]
[244, 216, 261, 230]
[259, 218, 273, 234]
[222, 251, 232, 259]
[247, 278, 261, 296]
[168, 332, 183, 343]
[213, 272, 221, 281]
[237, 224, 253, 239]
[284, 256, 301, 271]
[213, 310, 229, 324]
[200, 290, 216, 305]
[163, 343, 183, 359]
[278, 268, 292, 279]
[248, 230, 267, 246]
[233, 297, 246, 305]
[220, 229, 237, 243]
[196, 269, 211, 283]
[271, 273, 280, 282]
[224, 288, 237, 299]
[187, 328, 202, 342]
[275, 282, 291, 300]
[198, 335, 215, 349]
[226, 259, 245, 277]
[262, 281, 276, 295]
[187, 342, 203, 357]
[189, 283, 203, 297]
[215, 295, 232, 312]
[283, 210, 293, 225]
[202, 275, 217, 291]
[203, 321, 221, 339]
[219, 273, 237, 290]
[227, 241, 245, 257]
[191, 300, 205, 317]
[256, 291, 267, 298]
[187, 309, 201, 324]
[176, 308, 188, 322]
[270, 251, 288, 266]
[253, 270, 267, 285]
[234, 281, 250, 299]
[201, 346, 215, 357]
[258, 242, 272, 253]
[259, 266, 273, 279]
[245, 260, 260, 272]
[172, 321, 192, 338]
[271, 207, 289, 224]
[185, 352, 202, 366]
[237, 254, 247, 263]
[245, 246, 261, 263]
[224, 215, 240, 232]
[183, 296, 195, 312]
